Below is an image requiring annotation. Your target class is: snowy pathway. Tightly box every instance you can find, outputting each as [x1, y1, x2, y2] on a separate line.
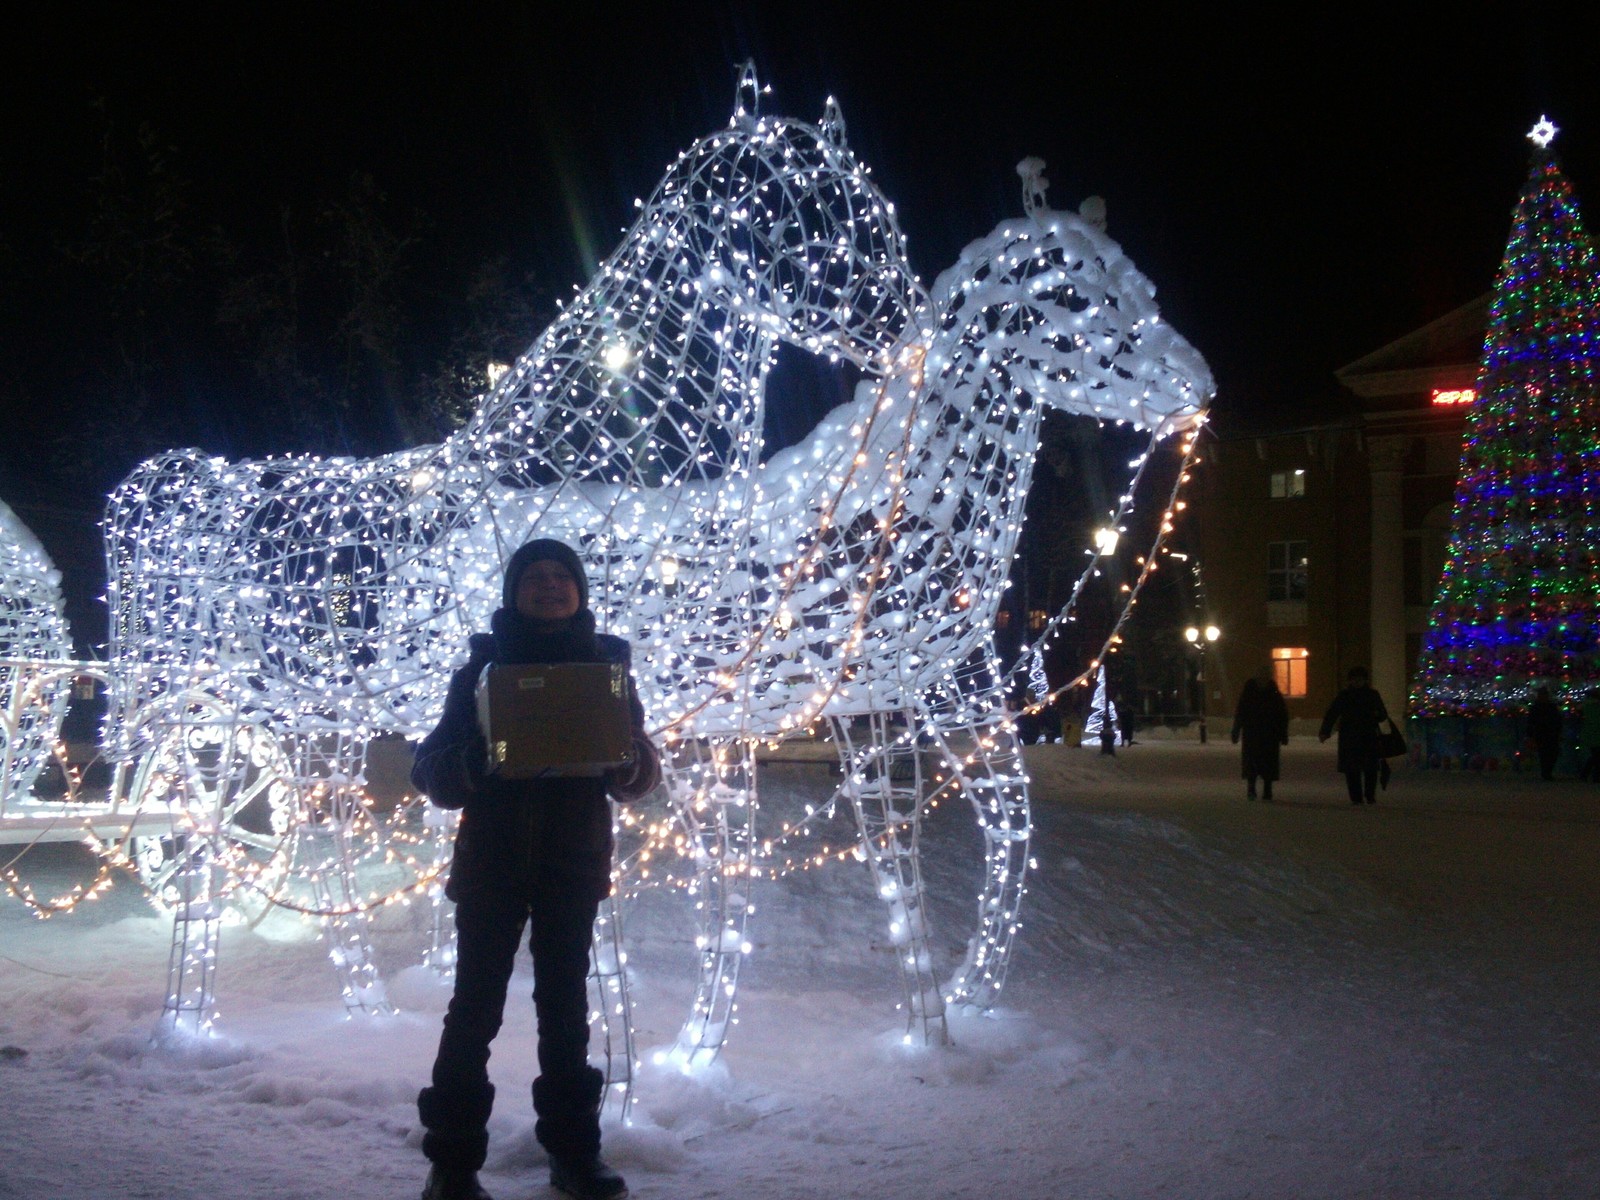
[2, 739, 1597, 1199]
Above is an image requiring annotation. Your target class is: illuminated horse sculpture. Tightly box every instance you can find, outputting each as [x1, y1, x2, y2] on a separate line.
[530, 171, 1211, 1065]
[0, 497, 75, 809]
[103, 68, 1209, 1108]
[641, 167, 1213, 1049]
[103, 68, 922, 1036]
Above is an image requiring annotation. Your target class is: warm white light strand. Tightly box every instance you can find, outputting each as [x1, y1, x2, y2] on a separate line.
[2, 76, 1214, 1106]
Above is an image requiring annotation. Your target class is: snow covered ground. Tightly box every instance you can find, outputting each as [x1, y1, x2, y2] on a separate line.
[3, 737, 1598, 1200]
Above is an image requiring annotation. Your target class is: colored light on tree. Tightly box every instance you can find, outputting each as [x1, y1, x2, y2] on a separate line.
[1412, 118, 1600, 715]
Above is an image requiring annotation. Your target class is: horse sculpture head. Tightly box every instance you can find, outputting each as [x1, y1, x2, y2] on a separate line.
[925, 188, 1213, 435]
[458, 65, 924, 494]
[668, 64, 924, 374]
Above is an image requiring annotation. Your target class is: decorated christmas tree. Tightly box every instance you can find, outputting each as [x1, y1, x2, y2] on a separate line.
[1412, 118, 1600, 715]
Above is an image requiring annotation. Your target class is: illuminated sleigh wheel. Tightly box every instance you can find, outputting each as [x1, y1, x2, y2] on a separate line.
[1, 662, 80, 803]
[126, 696, 300, 912]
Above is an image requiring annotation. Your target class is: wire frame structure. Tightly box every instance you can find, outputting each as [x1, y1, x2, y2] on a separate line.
[0, 497, 74, 810]
[62, 67, 1216, 1112]
[645, 178, 1213, 1048]
[99, 68, 922, 1059]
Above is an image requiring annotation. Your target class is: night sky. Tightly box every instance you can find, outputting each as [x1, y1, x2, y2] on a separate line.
[3, 4, 1599, 600]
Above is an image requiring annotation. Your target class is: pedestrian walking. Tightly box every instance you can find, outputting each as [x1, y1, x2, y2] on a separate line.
[1579, 695, 1600, 783]
[1318, 666, 1390, 806]
[1231, 666, 1288, 801]
[1527, 686, 1563, 780]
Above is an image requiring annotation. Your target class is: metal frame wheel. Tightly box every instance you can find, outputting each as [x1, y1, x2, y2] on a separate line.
[124, 694, 300, 913]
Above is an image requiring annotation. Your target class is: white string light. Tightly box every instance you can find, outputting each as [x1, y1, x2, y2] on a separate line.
[2, 76, 1213, 1111]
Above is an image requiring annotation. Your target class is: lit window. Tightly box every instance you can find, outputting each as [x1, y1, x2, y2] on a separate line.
[1027, 609, 1049, 632]
[1269, 469, 1306, 498]
[1267, 541, 1308, 601]
[1271, 647, 1309, 697]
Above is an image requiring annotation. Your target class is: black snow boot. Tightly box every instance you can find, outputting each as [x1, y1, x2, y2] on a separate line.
[417, 1081, 495, 1180]
[533, 1067, 605, 1163]
[536, 1067, 621, 1198]
[420, 1164, 495, 1200]
[549, 1156, 628, 1200]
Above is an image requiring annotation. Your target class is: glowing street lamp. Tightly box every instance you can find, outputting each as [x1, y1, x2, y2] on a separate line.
[1184, 622, 1221, 743]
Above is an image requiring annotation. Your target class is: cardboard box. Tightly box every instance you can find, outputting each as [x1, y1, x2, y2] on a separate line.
[475, 662, 634, 779]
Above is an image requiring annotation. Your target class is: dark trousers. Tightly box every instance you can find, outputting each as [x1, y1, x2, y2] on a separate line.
[1537, 741, 1559, 780]
[1581, 748, 1600, 782]
[419, 883, 603, 1171]
[1344, 764, 1378, 803]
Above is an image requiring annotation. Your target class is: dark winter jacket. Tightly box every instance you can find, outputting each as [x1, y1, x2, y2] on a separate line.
[1232, 678, 1289, 781]
[1580, 698, 1600, 756]
[412, 545, 660, 904]
[1528, 694, 1563, 751]
[1319, 684, 1389, 775]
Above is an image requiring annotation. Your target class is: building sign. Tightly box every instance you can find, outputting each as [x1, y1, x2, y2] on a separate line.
[1430, 388, 1474, 406]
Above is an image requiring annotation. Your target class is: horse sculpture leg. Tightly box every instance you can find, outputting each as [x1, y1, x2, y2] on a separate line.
[589, 888, 635, 1123]
[921, 670, 1032, 1013]
[662, 739, 757, 1068]
[156, 851, 223, 1038]
[122, 704, 248, 1039]
[131, 720, 389, 1022]
[148, 796, 225, 1040]
[421, 806, 459, 975]
[829, 711, 949, 1046]
[289, 732, 393, 1015]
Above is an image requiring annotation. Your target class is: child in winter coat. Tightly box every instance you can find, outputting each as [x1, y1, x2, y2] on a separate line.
[413, 539, 660, 1200]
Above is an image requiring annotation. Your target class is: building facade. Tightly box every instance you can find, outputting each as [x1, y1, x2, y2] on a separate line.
[1193, 297, 1486, 728]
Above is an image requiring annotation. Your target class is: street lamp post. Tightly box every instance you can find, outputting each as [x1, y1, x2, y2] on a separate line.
[1184, 623, 1221, 744]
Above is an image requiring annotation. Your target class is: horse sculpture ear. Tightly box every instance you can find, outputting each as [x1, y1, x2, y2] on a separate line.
[820, 95, 848, 146]
[733, 61, 761, 123]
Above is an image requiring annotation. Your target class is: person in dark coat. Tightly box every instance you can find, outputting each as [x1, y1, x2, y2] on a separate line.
[1318, 665, 1389, 806]
[413, 539, 660, 1200]
[1527, 686, 1563, 781]
[1231, 666, 1288, 801]
[1579, 696, 1600, 783]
